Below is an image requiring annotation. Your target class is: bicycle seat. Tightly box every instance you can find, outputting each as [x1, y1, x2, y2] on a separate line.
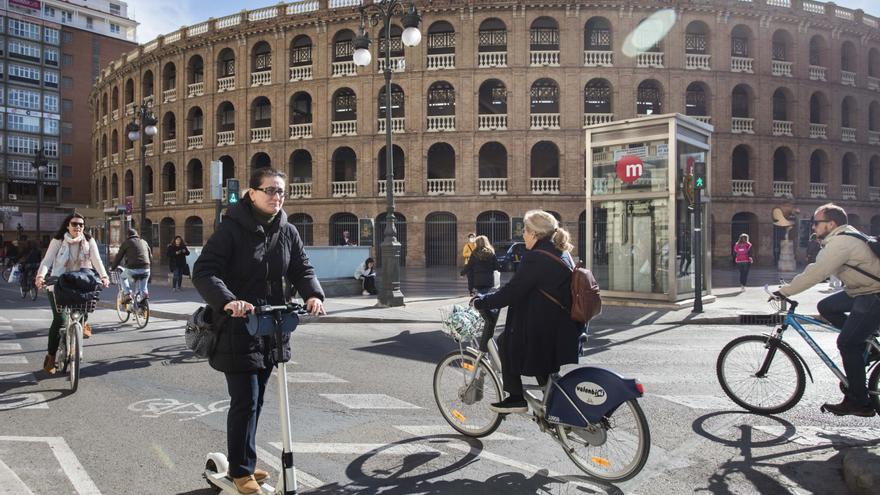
[130, 273, 149, 280]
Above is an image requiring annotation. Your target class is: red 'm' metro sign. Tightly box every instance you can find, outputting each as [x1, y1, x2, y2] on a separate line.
[616, 155, 643, 183]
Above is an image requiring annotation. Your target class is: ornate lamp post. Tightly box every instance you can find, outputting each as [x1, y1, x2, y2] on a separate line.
[31, 147, 48, 245]
[353, 0, 421, 307]
[126, 102, 158, 242]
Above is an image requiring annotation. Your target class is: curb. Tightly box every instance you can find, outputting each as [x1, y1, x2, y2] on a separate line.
[842, 445, 880, 495]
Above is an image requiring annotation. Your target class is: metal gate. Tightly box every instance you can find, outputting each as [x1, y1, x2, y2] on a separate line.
[425, 212, 457, 266]
[375, 212, 406, 266]
[476, 210, 510, 246]
[288, 213, 314, 246]
[329, 212, 358, 245]
[159, 218, 175, 260]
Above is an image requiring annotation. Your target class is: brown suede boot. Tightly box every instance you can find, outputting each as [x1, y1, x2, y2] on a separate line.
[232, 475, 260, 494]
[253, 468, 270, 483]
[82, 323, 92, 339]
[42, 354, 56, 374]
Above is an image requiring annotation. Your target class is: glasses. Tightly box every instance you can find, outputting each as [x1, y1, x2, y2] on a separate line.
[812, 219, 832, 225]
[69, 222, 85, 227]
[254, 187, 286, 198]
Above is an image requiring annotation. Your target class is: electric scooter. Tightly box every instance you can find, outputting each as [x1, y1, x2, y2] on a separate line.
[204, 303, 305, 494]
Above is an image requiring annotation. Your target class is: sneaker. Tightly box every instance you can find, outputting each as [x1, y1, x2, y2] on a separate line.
[232, 475, 261, 494]
[821, 397, 876, 417]
[488, 395, 528, 414]
[82, 323, 92, 339]
[253, 468, 270, 483]
[362, 290, 370, 296]
[42, 354, 56, 374]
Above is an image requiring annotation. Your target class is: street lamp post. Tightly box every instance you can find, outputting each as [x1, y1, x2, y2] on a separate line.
[31, 147, 48, 245]
[127, 102, 158, 243]
[353, 0, 421, 308]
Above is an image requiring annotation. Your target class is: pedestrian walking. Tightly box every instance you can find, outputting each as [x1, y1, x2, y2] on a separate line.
[166, 235, 190, 292]
[462, 233, 476, 266]
[733, 233, 753, 290]
[460, 235, 500, 295]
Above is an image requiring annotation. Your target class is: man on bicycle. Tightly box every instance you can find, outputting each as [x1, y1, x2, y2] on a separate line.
[110, 228, 152, 304]
[773, 203, 880, 417]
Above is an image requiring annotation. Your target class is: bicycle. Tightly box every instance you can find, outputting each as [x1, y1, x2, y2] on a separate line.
[433, 304, 650, 482]
[112, 269, 150, 329]
[716, 287, 880, 415]
[19, 262, 38, 301]
[44, 276, 99, 393]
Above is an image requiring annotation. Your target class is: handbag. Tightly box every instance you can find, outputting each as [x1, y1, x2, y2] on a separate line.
[185, 306, 217, 358]
[8, 264, 20, 284]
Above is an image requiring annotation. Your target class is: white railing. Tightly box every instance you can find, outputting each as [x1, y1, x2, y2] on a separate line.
[144, 143, 154, 156]
[427, 178, 455, 195]
[331, 120, 357, 136]
[162, 88, 177, 103]
[685, 53, 710, 70]
[478, 51, 507, 68]
[187, 22, 208, 37]
[125, 102, 136, 116]
[809, 123, 827, 139]
[99, 157, 107, 168]
[530, 113, 560, 129]
[478, 178, 508, 195]
[143, 40, 158, 53]
[378, 57, 405, 72]
[187, 188, 204, 204]
[289, 123, 312, 139]
[187, 82, 204, 98]
[216, 14, 241, 29]
[289, 65, 313, 81]
[217, 76, 235, 92]
[841, 184, 857, 200]
[248, 6, 277, 21]
[145, 193, 154, 207]
[187, 135, 204, 149]
[251, 127, 271, 142]
[331, 181, 357, 197]
[841, 70, 856, 87]
[162, 139, 177, 153]
[478, 114, 507, 130]
[869, 187, 880, 201]
[767, 0, 790, 7]
[868, 76, 880, 91]
[217, 130, 235, 146]
[251, 71, 272, 86]
[332, 61, 356, 77]
[731, 117, 754, 134]
[869, 131, 880, 145]
[144, 94, 154, 107]
[288, 1, 320, 15]
[731, 180, 755, 197]
[329, 0, 361, 7]
[583, 113, 614, 127]
[772, 60, 793, 77]
[288, 182, 312, 199]
[835, 8, 853, 21]
[377, 117, 405, 134]
[426, 53, 455, 70]
[773, 181, 794, 198]
[530, 177, 560, 194]
[583, 50, 613, 67]
[125, 149, 135, 161]
[636, 52, 664, 68]
[165, 30, 181, 43]
[377, 179, 405, 196]
[426, 115, 455, 132]
[803, 1, 824, 14]
[691, 116, 712, 124]
[809, 182, 828, 199]
[101, 115, 108, 125]
[162, 191, 177, 205]
[731, 56, 754, 73]
[108, 153, 118, 165]
[112, 109, 119, 121]
[809, 65, 826, 81]
[772, 120, 793, 136]
[841, 127, 856, 142]
[529, 50, 560, 67]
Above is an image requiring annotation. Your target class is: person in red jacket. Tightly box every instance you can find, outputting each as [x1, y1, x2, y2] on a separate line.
[733, 233, 753, 290]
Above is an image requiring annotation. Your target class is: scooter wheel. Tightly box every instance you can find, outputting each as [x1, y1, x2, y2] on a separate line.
[204, 460, 222, 492]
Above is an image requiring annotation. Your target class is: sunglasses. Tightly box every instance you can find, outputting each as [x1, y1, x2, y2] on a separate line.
[69, 221, 85, 227]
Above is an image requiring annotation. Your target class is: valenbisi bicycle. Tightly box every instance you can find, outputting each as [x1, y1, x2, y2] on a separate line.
[45, 276, 100, 393]
[433, 304, 650, 482]
[112, 268, 150, 329]
[716, 287, 880, 415]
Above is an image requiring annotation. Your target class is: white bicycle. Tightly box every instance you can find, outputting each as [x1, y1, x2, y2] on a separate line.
[45, 276, 99, 393]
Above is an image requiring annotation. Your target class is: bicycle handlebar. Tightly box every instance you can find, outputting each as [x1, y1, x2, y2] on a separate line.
[225, 303, 306, 317]
[763, 285, 798, 312]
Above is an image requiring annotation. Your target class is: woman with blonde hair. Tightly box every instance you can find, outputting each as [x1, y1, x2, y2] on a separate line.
[733, 233, 753, 290]
[473, 210, 580, 413]
[460, 235, 500, 295]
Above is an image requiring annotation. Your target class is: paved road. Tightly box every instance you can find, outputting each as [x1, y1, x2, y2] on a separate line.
[0, 283, 877, 494]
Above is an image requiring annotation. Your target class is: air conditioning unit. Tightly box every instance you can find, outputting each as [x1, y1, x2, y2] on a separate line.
[8, 194, 17, 200]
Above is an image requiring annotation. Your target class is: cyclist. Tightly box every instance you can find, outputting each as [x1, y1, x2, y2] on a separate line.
[772, 203, 880, 417]
[110, 228, 152, 304]
[18, 241, 41, 294]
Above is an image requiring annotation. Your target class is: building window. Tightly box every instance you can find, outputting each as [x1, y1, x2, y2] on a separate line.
[62, 76, 73, 88]
[7, 114, 40, 133]
[61, 31, 72, 44]
[85, 17, 93, 29]
[7, 87, 41, 110]
[42, 139, 58, 158]
[43, 93, 59, 113]
[62, 143, 72, 156]
[62, 54, 73, 66]
[61, 11, 73, 24]
[43, 28, 59, 45]
[62, 99, 73, 112]
[8, 19, 41, 41]
[44, 47, 59, 66]
[7, 134, 40, 155]
[62, 187, 72, 201]
[110, 3, 122, 16]
[110, 24, 120, 34]
[8, 39, 41, 61]
[44, 6, 56, 18]
[8, 63, 41, 84]
[43, 70, 58, 88]
[61, 122, 73, 135]
[43, 118, 59, 135]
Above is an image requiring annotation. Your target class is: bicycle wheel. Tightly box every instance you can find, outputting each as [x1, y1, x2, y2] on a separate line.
[867, 365, 880, 413]
[717, 334, 806, 414]
[30, 285, 38, 301]
[433, 349, 504, 438]
[69, 324, 81, 393]
[115, 288, 130, 323]
[556, 399, 650, 482]
[134, 297, 149, 329]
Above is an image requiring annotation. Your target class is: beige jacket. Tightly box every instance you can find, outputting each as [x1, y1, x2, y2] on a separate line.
[780, 225, 880, 297]
[37, 237, 109, 281]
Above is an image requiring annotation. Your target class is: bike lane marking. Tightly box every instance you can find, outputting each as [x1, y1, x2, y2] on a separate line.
[393, 425, 523, 441]
[0, 371, 37, 384]
[320, 394, 421, 409]
[0, 393, 49, 410]
[0, 457, 34, 494]
[0, 343, 22, 351]
[286, 372, 347, 383]
[127, 398, 230, 421]
[753, 426, 880, 447]
[0, 355, 27, 364]
[0, 436, 101, 494]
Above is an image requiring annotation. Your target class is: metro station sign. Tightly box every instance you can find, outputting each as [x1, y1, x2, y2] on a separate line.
[615, 154, 644, 184]
[10, 0, 41, 10]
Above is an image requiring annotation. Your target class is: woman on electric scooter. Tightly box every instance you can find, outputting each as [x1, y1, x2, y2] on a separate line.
[193, 167, 325, 495]
[472, 209, 582, 414]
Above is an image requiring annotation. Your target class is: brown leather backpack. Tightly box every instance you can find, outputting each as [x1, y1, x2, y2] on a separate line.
[535, 250, 602, 324]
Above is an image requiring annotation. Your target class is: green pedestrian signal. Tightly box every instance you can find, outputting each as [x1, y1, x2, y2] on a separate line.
[693, 161, 706, 190]
[226, 178, 240, 204]
[695, 177, 704, 189]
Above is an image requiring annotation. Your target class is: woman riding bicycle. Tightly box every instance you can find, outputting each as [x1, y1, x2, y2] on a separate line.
[473, 209, 581, 413]
[34, 213, 109, 374]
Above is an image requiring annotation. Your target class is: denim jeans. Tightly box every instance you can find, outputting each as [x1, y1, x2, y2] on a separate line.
[224, 367, 272, 478]
[736, 262, 751, 286]
[122, 267, 150, 297]
[171, 268, 183, 289]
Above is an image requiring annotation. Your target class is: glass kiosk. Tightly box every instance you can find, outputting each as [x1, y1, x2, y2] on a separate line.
[585, 113, 713, 303]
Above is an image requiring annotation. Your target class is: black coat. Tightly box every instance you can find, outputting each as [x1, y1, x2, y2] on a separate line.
[460, 248, 499, 290]
[166, 244, 191, 276]
[475, 239, 580, 376]
[192, 195, 324, 373]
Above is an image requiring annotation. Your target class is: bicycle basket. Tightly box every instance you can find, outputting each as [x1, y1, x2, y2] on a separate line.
[439, 305, 484, 342]
[54, 298, 98, 314]
[109, 270, 121, 285]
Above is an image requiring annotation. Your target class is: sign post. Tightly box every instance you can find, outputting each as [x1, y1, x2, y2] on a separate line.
[692, 161, 706, 313]
[210, 161, 223, 230]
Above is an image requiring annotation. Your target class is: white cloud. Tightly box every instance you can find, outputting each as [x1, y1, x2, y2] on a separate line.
[125, 0, 195, 43]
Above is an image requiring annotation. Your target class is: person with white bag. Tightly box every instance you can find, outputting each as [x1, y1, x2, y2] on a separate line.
[460, 235, 501, 296]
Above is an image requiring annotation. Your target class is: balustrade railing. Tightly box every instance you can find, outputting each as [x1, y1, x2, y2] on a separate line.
[162, 88, 177, 103]
[529, 50, 560, 67]
[869, 187, 880, 201]
[162, 191, 177, 205]
[187, 82, 204, 98]
[583, 50, 613, 67]
[125, 149, 135, 161]
[250, 127, 271, 142]
[691, 116, 712, 124]
[478, 52, 507, 68]
[731, 179, 755, 197]
[869, 131, 880, 145]
[773, 181, 793, 198]
[530, 177, 560, 194]
[112, 109, 119, 121]
[841, 70, 856, 87]
[478, 114, 507, 130]
[530, 113, 560, 130]
[685, 53, 710, 70]
[111, 153, 119, 164]
[809, 123, 827, 139]
[289, 65, 313, 81]
[636, 52, 664, 68]
[377, 180, 405, 196]
[841, 127, 856, 142]
[426, 54, 455, 70]
[868, 76, 880, 91]
[427, 178, 455, 195]
[332, 61, 357, 77]
[809, 65, 826, 81]
[217, 130, 235, 146]
[289, 123, 312, 139]
[251, 71, 272, 87]
[377, 117, 405, 134]
[145, 193, 154, 207]
[187, 135, 204, 149]
[772, 120, 793, 136]
[478, 178, 507, 195]
[731, 117, 754, 134]
[583, 113, 614, 127]
[426, 115, 455, 132]
[144, 143, 153, 156]
[217, 76, 235, 92]
[162, 139, 177, 153]
[378, 57, 405, 72]
[144, 95, 154, 107]
[809, 182, 828, 199]
[771, 60, 793, 77]
[125, 102, 136, 116]
[331, 120, 357, 136]
[288, 182, 312, 199]
[841, 184, 857, 200]
[331, 181, 357, 197]
[187, 188, 204, 204]
[731, 56, 754, 73]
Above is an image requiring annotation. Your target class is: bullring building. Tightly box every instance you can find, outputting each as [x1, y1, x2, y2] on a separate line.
[89, 0, 880, 271]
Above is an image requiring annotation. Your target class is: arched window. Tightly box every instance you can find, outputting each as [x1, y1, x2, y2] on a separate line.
[332, 30, 355, 62]
[809, 150, 827, 184]
[426, 81, 455, 116]
[332, 88, 357, 121]
[290, 35, 312, 67]
[111, 173, 119, 198]
[329, 212, 358, 245]
[476, 211, 510, 247]
[730, 25, 752, 58]
[425, 212, 457, 266]
[251, 152, 271, 170]
[377, 145, 405, 181]
[124, 169, 134, 196]
[478, 18, 507, 54]
[111, 86, 119, 111]
[160, 218, 175, 250]
[187, 159, 203, 190]
[289, 150, 312, 190]
[585, 79, 612, 116]
[478, 79, 507, 116]
[731, 145, 750, 180]
[142, 70, 154, 97]
[529, 17, 559, 51]
[379, 25, 404, 59]
[251, 97, 271, 129]
[111, 129, 119, 154]
[731, 84, 751, 119]
[584, 17, 612, 51]
[217, 101, 235, 132]
[185, 216, 203, 245]
[290, 92, 313, 124]
[842, 153, 858, 185]
[685, 82, 708, 117]
[124, 78, 134, 105]
[530, 141, 560, 178]
[162, 62, 176, 91]
[144, 166, 154, 194]
[637, 80, 662, 115]
[685, 21, 709, 55]
[773, 148, 791, 182]
[426, 142, 455, 179]
[427, 21, 455, 55]
[478, 142, 507, 180]
[809, 35, 828, 68]
[187, 107, 204, 137]
[530, 78, 559, 115]
[841, 96, 857, 130]
[771, 30, 792, 62]
[288, 213, 314, 246]
[810, 92, 828, 124]
[252, 41, 272, 73]
[218, 48, 235, 78]
[332, 147, 357, 182]
[187, 55, 204, 85]
[378, 84, 405, 119]
[162, 111, 176, 140]
[162, 162, 176, 192]
[841, 41, 857, 73]
[772, 88, 790, 122]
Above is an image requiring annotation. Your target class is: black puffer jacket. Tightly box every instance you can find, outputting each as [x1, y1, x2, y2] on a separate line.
[192, 195, 324, 373]
[460, 247, 500, 290]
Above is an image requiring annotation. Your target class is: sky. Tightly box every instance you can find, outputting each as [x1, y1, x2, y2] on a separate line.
[126, 0, 880, 43]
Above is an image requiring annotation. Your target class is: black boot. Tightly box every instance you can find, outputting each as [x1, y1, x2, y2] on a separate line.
[821, 397, 875, 417]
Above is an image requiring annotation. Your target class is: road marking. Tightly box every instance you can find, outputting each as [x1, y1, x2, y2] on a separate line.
[0, 343, 22, 350]
[394, 425, 522, 441]
[0, 371, 37, 384]
[0, 458, 34, 494]
[286, 372, 347, 383]
[632, 311, 659, 326]
[10, 318, 50, 321]
[0, 355, 27, 364]
[268, 441, 442, 456]
[0, 316, 8, 323]
[753, 426, 880, 447]
[127, 398, 229, 420]
[654, 394, 738, 410]
[0, 393, 49, 410]
[0, 436, 101, 494]
[255, 445, 324, 490]
[321, 394, 421, 410]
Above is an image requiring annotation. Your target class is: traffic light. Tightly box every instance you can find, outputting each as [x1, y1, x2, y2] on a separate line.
[226, 178, 240, 204]
[693, 161, 707, 190]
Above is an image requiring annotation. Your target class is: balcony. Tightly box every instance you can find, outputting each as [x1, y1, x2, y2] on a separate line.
[809, 182, 828, 199]
[636, 52, 664, 68]
[583, 113, 614, 128]
[530, 113, 560, 130]
[144, 143, 154, 156]
[869, 76, 880, 91]
[869, 131, 880, 145]
[101, 115, 108, 125]
[187, 135, 204, 150]
[125, 102, 137, 116]
[251, 71, 271, 87]
[478, 51, 507, 68]
[841, 127, 856, 142]
[377, 180, 405, 196]
[869, 187, 880, 201]
[331, 181, 357, 197]
[841, 184, 857, 200]
[771, 60, 792, 77]
[331, 120, 357, 136]
[289, 123, 312, 139]
[145, 193, 154, 207]
[690, 116, 712, 125]
[530, 177, 560, 194]
[378, 57, 405, 72]
[529, 50, 560, 67]
[377, 117, 405, 134]
[187, 82, 204, 98]
[125, 149, 135, 161]
[427, 178, 455, 195]
[98, 157, 107, 168]
[427, 54, 455, 70]
[809, 123, 827, 139]
[773, 181, 794, 198]
[841, 70, 856, 87]
[772, 120, 793, 136]
[162, 88, 177, 103]
[162, 191, 177, 205]
[583, 50, 613, 67]
[250, 127, 271, 143]
[685, 53, 710, 70]
[731, 179, 755, 197]
[289, 65, 313, 81]
[217, 130, 235, 146]
[112, 109, 119, 121]
[162, 139, 177, 153]
[111, 153, 119, 165]
[731, 117, 754, 134]
[217, 76, 235, 92]
[478, 178, 507, 195]
[426, 115, 455, 132]
[478, 114, 507, 131]
[809, 65, 827, 81]
[332, 61, 356, 77]
[288, 182, 312, 199]
[730, 56, 754, 73]
[187, 188, 204, 204]
[144, 95, 155, 107]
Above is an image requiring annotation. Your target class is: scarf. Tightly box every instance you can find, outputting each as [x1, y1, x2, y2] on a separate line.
[56, 232, 92, 272]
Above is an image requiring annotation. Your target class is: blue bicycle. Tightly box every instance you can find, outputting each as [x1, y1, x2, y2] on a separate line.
[716, 288, 880, 415]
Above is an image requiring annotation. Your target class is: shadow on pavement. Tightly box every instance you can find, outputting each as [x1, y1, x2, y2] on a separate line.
[352, 329, 458, 365]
